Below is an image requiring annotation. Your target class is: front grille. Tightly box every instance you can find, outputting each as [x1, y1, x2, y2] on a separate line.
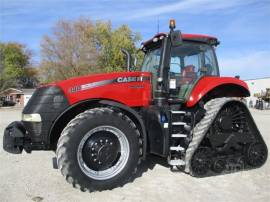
[22, 86, 69, 145]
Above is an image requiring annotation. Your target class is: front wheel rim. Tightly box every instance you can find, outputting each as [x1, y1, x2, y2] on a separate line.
[77, 126, 130, 180]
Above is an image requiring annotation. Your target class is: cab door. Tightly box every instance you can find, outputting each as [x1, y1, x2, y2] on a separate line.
[169, 42, 219, 101]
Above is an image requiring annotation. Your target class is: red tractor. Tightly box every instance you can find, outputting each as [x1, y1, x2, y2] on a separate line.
[3, 20, 267, 191]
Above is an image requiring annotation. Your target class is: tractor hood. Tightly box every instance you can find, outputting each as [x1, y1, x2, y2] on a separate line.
[53, 71, 152, 107]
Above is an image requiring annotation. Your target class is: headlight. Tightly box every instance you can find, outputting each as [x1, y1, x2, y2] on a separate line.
[22, 114, 42, 122]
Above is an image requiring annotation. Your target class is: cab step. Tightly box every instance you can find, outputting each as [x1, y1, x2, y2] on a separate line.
[168, 159, 185, 166]
[170, 110, 186, 114]
[170, 146, 185, 151]
[171, 133, 187, 138]
[172, 122, 186, 126]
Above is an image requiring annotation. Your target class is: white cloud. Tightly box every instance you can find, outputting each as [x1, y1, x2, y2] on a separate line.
[128, 0, 255, 19]
[218, 50, 270, 79]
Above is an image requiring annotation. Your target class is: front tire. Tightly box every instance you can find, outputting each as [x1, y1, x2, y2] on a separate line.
[56, 107, 142, 191]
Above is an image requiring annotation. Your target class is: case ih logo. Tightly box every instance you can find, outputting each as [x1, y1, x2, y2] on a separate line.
[117, 76, 145, 83]
[69, 76, 149, 93]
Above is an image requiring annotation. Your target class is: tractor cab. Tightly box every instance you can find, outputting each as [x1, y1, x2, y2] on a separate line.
[141, 20, 220, 103]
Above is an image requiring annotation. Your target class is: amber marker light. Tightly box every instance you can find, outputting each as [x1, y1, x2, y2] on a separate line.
[169, 19, 176, 30]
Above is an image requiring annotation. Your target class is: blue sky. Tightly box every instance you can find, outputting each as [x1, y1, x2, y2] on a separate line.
[1, 0, 270, 79]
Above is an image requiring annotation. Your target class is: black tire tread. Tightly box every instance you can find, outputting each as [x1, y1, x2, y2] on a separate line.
[56, 107, 143, 192]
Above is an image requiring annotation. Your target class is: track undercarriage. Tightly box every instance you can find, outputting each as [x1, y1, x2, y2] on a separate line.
[170, 98, 268, 177]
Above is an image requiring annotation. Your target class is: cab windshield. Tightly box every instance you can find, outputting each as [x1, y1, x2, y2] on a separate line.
[141, 42, 219, 99]
[141, 47, 161, 74]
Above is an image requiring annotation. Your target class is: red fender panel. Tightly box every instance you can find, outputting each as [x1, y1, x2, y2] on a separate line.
[186, 76, 250, 107]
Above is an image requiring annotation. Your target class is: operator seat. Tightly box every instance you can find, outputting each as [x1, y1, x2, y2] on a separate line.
[178, 65, 197, 98]
[179, 65, 197, 85]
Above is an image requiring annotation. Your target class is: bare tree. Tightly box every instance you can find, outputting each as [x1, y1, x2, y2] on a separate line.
[41, 18, 99, 82]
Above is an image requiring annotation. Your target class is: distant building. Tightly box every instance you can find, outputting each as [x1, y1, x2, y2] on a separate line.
[0, 88, 35, 107]
[245, 77, 270, 107]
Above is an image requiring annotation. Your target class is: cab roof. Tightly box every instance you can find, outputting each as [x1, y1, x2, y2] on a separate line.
[141, 33, 219, 50]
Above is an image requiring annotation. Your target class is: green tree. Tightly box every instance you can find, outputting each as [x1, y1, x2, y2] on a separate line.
[18, 67, 39, 88]
[0, 42, 32, 91]
[95, 22, 141, 72]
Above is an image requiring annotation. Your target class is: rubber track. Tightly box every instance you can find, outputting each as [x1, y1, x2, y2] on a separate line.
[184, 97, 240, 174]
[56, 107, 143, 192]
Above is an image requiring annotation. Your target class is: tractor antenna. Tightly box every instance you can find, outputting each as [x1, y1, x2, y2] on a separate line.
[157, 17, 160, 33]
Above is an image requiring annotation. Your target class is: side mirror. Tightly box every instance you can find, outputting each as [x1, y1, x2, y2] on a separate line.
[168, 19, 182, 46]
[170, 30, 183, 46]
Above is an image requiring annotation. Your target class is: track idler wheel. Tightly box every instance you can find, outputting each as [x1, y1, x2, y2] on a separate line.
[191, 147, 211, 176]
[246, 143, 267, 167]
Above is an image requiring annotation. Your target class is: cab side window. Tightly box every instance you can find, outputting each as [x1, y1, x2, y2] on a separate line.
[170, 57, 181, 74]
[203, 48, 218, 76]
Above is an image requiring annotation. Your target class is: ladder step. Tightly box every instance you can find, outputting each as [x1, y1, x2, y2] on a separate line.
[170, 146, 185, 151]
[171, 111, 186, 114]
[172, 122, 186, 126]
[168, 159, 185, 166]
[171, 134, 187, 138]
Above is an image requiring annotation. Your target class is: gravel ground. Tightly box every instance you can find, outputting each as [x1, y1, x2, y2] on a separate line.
[0, 107, 269, 202]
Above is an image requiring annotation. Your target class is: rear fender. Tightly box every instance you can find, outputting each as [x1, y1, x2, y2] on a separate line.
[186, 77, 250, 107]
